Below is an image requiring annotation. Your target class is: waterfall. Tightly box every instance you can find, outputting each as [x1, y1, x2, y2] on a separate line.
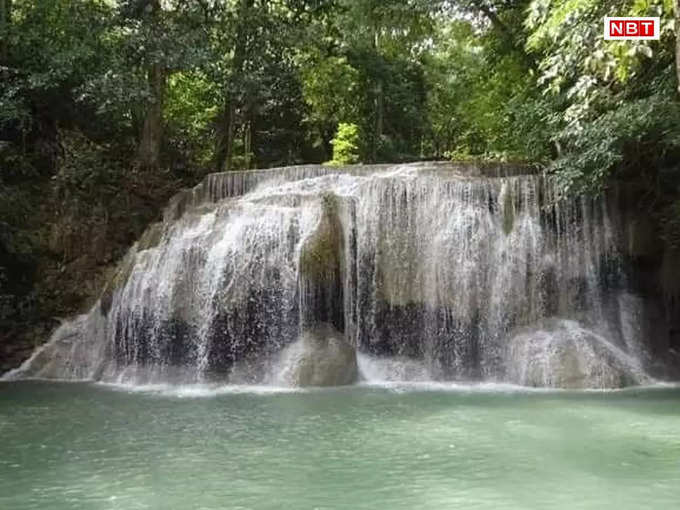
[5, 162, 657, 388]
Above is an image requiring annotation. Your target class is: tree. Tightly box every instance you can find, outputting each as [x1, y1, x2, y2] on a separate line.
[337, 0, 435, 161]
[210, 0, 319, 170]
[214, 0, 253, 172]
[0, 0, 113, 168]
[673, 0, 680, 94]
[0, 0, 10, 63]
[328, 122, 360, 165]
[136, 0, 165, 170]
[525, 0, 679, 190]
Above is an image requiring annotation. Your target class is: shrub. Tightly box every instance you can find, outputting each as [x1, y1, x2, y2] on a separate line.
[327, 123, 360, 166]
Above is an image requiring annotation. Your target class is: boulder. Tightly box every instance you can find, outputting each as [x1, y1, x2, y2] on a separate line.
[274, 323, 358, 387]
[506, 319, 649, 389]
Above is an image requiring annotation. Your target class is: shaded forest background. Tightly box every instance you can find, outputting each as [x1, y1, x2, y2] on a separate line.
[1, 0, 679, 371]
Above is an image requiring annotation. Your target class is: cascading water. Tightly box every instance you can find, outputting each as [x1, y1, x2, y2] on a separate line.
[5, 162, 659, 388]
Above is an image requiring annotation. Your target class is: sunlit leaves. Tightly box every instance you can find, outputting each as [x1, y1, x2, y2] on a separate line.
[328, 122, 360, 164]
[300, 51, 360, 127]
[524, 0, 679, 194]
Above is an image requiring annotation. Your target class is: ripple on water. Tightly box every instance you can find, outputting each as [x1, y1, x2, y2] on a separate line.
[0, 382, 679, 510]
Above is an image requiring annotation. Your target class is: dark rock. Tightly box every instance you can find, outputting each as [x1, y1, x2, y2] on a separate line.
[299, 192, 345, 331]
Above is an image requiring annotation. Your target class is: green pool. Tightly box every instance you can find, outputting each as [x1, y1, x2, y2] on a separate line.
[1, 381, 679, 509]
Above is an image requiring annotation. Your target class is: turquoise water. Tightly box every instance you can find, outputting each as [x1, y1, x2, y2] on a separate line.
[1, 382, 679, 510]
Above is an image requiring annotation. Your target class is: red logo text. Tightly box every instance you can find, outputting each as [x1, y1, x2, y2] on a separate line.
[604, 17, 659, 40]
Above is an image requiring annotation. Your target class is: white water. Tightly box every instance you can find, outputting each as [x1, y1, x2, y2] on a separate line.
[5, 162, 657, 388]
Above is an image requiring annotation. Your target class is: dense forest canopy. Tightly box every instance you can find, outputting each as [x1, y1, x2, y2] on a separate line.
[0, 0, 679, 366]
[1, 0, 678, 174]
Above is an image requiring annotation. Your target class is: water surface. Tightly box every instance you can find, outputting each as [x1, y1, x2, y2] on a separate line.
[1, 382, 679, 509]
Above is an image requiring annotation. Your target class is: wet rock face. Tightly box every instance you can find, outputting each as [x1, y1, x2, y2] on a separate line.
[274, 324, 358, 387]
[355, 301, 482, 381]
[298, 192, 345, 332]
[9, 164, 671, 387]
[506, 319, 649, 389]
[4, 311, 109, 381]
[100, 250, 137, 316]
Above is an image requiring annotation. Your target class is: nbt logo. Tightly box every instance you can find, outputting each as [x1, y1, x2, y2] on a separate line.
[604, 17, 660, 40]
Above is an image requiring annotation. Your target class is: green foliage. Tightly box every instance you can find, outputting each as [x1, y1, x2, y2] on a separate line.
[1, 0, 677, 186]
[525, 0, 679, 193]
[53, 131, 126, 203]
[0, 0, 112, 137]
[422, 14, 552, 162]
[328, 123, 361, 165]
[0, 0, 678, 231]
[300, 50, 361, 157]
[523, 0, 680, 246]
[164, 72, 219, 169]
[301, 51, 360, 127]
[1, 0, 680, 360]
[296, 0, 437, 163]
[551, 93, 680, 193]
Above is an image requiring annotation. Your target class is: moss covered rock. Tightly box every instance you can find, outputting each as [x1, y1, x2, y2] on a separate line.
[99, 251, 137, 316]
[298, 192, 345, 330]
[137, 222, 165, 251]
[299, 192, 344, 282]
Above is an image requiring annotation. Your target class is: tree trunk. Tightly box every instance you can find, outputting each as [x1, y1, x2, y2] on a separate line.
[675, 0, 680, 96]
[137, 61, 165, 169]
[373, 81, 383, 162]
[372, 22, 383, 163]
[215, 0, 253, 171]
[137, 0, 164, 170]
[473, 1, 538, 72]
[0, 0, 10, 63]
[243, 119, 252, 169]
[214, 103, 234, 172]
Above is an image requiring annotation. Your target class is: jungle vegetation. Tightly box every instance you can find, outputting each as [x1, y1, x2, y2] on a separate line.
[0, 0, 679, 366]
